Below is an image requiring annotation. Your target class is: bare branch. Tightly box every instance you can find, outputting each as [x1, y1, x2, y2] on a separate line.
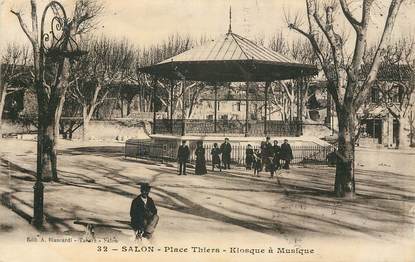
[355, 0, 405, 107]
[10, 10, 36, 45]
[71, 0, 104, 34]
[339, 0, 361, 29]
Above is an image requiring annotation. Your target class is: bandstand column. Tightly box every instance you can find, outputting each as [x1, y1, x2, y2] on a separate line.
[295, 77, 301, 137]
[170, 80, 174, 134]
[299, 77, 306, 136]
[264, 81, 270, 135]
[152, 79, 157, 135]
[181, 79, 186, 136]
[214, 84, 218, 133]
[245, 82, 249, 136]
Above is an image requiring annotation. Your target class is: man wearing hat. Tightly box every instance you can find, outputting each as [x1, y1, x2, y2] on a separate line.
[220, 137, 232, 169]
[281, 139, 294, 169]
[130, 183, 159, 240]
[177, 140, 190, 175]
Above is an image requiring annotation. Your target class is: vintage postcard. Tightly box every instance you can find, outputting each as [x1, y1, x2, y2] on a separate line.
[0, 0, 414, 261]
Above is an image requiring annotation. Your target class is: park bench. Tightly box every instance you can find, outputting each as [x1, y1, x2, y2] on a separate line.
[74, 219, 131, 241]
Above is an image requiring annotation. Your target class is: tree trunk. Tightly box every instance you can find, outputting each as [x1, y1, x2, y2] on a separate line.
[290, 100, 295, 121]
[39, 123, 55, 182]
[82, 107, 89, 141]
[54, 94, 65, 144]
[82, 119, 89, 141]
[126, 99, 132, 116]
[37, 107, 54, 182]
[398, 115, 413, 149]
[48, 121, 58, 181]
[334, 108, 356, 198]
[60, 123, 67, 139]
[37, 96, 56, 182]
[120, 98, 124, 118]
[0, 85, 7, 139]
[82, 106, 94, 141]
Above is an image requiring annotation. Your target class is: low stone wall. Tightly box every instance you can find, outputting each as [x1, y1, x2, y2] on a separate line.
[303, 123, 334, 139]
[71, 120, 150, 141]
[1, 119, 151, 141]
[0, 120, 36, 136]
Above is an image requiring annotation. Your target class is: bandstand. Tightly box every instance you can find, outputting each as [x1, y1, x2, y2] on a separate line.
[137, 17, 318, 152]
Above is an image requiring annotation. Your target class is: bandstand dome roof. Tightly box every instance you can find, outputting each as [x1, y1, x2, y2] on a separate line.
[138, 31, 318, 82]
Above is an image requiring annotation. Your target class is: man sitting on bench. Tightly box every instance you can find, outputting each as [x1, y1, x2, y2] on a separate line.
[130, 183, 159, 240]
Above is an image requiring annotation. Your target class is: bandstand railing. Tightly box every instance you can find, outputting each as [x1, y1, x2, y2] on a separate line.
[153, 119, 302, 137]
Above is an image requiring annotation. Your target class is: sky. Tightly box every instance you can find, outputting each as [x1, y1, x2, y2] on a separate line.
[1, 0, 414, 52]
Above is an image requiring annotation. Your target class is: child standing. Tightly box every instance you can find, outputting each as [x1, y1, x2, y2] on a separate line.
[211, 143, 222, 171]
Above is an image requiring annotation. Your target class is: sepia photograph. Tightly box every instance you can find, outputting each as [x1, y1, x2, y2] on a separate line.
[0, 0, 414, 261]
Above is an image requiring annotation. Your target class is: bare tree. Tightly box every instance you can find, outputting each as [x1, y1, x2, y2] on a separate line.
[268, 33, 318, 122]
[129, 33, 210, 123]
[268, 32, 290, 55]
[0, 43, 31, 138]
[116, 84, 140, 117]
[69, 37, 135, 140]
[57, 91, 84, 140]
[373, 39, 415, 148]
[53, 0, 104, 143]
[287, 0, 405, 197]
[11, 0, 103, 182]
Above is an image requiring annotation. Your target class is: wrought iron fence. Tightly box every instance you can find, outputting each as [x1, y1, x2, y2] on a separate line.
[125, 139, 335, 166]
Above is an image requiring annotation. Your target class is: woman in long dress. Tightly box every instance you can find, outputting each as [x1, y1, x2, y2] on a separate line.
[245, 144, 254, 170]
[195, 141, 207, 175]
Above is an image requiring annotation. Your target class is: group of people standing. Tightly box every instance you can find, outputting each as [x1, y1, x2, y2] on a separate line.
[177, 136, 293, 177]
[245, 137, 293, 177]
[177, 138, 232, 176]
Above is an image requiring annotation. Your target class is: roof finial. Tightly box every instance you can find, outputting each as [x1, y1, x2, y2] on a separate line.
[228, 5, 232, 34]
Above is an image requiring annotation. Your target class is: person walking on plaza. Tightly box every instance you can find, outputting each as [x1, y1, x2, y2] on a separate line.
[272, 140, 281, 172]
[130, 183, 159, 240]
[245, 144, 254, 170]
[220, 137, 232, 169]
[281, 139, 294, 169]
[211, 143, 222, 171]
[261, 136, 273, 175]
[252, 148, 262, 177]
[195, 141, 207, 175]
[177, 140, 190, 175]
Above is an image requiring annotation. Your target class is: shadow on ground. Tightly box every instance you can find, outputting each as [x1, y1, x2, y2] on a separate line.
[60, 146, 125, 157]
[1, 146, 414, 241]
